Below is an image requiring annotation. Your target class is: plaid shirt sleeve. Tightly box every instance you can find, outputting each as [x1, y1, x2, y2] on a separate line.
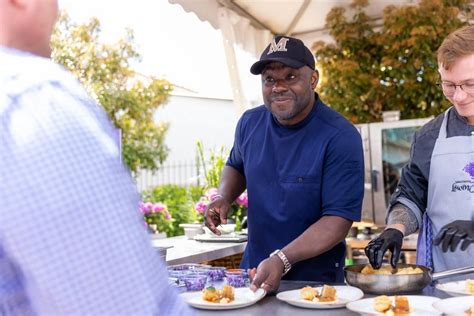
[0, 50, 194, 316]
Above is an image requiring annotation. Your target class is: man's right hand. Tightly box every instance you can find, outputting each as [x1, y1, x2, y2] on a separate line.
[204, 197, 231, 235]
[364, 228, 404, 269]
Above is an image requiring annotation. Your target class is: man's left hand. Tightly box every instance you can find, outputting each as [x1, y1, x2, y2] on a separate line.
[249, 256, 284, 293]
[434, 220, 474, 252]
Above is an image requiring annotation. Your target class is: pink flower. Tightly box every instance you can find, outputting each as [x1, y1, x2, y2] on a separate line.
[235, 191, 248, 207]
[139, 202, 154, 214]
[195, 200, 208, 214]
[205, 188, 219, 201]
[153, 202, 166, 213]
[164, 211, 172, 220]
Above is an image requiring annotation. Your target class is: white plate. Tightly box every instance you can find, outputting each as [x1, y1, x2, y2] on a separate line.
[433, 296, 474, 315]
[276, 285, 364, 309]
[436, 280, 474, 296]
[181, 287, 266, 310]
[346, 295, 441, 315]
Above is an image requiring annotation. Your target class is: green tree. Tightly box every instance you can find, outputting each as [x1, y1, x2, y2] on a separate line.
[314, 0, 471, 123]
[51, 13, 171, 172]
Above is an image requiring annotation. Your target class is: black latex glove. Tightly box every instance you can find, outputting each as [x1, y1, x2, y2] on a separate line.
[433, 220, 474, 252]
[364, 228, 404, 269]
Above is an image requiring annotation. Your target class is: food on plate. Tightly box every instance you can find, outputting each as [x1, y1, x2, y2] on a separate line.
[465, 304, 474, 316]
[299, 284, 336, 302]
[466, 279, 474, 294]
[202, 285, 235, 303]
[374, 295, 392, 313]
[361, 264, 423, 275]
[300, 286, 317, 301]
[374, 295, 411, 315]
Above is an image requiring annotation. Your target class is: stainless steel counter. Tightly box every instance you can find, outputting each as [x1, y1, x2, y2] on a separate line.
[152, 235, 247, 265]
[194, 280, 451, 316]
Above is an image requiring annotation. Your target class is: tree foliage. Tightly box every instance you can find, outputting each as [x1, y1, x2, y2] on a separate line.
[314, 0, 471, 123]
[51, 13, 172, 172]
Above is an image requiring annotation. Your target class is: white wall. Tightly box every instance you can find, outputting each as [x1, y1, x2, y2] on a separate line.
[136, 94, 240, 190]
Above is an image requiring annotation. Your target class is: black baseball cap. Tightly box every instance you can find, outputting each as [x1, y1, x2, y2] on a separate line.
[250, 35, 315, 75]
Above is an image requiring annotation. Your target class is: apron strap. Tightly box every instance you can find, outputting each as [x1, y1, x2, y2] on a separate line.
[416, 213, 434, 270]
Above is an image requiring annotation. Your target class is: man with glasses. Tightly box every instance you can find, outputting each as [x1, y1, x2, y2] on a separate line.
[365, 25, 474, 277]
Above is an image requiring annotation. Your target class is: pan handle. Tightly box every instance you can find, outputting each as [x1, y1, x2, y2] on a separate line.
[432, 265, 474, 281]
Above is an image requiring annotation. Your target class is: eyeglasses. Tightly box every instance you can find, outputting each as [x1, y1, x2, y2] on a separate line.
[438, 82, 474, 96]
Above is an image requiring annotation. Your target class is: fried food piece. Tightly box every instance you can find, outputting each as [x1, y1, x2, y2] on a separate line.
[220, 284, 234, 301]
[361, 264, 423, 275]
[319, 285, 337, 302]
[300, 286, 317, 301]
[361, 264, 376, 274]
[202, 286, 220, 302]
[202, 285, 235, 303]
[393, 296, 410, 315]
[466, 279, 474, 294]
[465, 304, 474, 316]
[374, 295, 392, 313]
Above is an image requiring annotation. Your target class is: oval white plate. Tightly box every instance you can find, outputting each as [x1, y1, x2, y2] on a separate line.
[436, 280, 474, 296]
[276, 285, 364, 309]
[346, 295, 440, 315]
[433, 296, 474, 315]
[181, 287, 265, 310]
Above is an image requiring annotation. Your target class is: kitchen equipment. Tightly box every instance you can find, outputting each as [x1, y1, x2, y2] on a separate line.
[344, 263, 474, 294]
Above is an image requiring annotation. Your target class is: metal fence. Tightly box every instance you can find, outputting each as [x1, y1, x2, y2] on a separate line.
[135, 160, 203, 191]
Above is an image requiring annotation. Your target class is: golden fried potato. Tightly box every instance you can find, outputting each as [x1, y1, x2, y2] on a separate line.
[361, 264, 423, 275]
[202, 286, 219, 302]
[300, 286, 317, 301]
[374, 295, 392, 313]
[319, 285, 337, 302]
[393, 296, 410, 315]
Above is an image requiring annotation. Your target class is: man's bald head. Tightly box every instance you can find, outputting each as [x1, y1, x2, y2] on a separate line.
[0, 0, 58, 57]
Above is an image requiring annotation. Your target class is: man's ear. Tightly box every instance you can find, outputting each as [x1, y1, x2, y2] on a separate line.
[311, 70, 319, 88]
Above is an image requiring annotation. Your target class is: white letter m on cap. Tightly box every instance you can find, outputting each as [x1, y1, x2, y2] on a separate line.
[267, 37, 290, 55]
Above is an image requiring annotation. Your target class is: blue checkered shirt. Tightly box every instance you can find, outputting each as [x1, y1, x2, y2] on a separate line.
[0, 46, 193, 315]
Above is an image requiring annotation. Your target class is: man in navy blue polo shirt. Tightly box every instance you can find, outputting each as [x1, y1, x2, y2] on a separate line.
[204, 36, 364, 292]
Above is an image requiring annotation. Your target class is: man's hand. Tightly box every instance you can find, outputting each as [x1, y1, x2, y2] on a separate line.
[434, 220, 474, 252]
[249, 256, 284, 293]
[364, 228, 404, 269]
[204, 197, 231, 235]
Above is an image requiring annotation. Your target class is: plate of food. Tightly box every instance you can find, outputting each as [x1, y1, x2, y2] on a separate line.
[436, 279, 474, 296]
[180, 285, 266, 310]
[276, 285, 364, 309]
[346, 295, 440, 315]
[433, 296, 474, 315]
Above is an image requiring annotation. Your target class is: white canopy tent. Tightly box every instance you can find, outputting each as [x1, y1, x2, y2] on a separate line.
[168, 0, 417, 113]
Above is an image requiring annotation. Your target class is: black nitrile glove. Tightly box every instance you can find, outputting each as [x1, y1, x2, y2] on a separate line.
[434, 220, 474, 252]
[364, 228, 404, 269]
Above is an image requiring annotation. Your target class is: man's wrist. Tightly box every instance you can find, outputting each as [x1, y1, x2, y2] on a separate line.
[269, 249, 291, 276]
[210, 194, 223, 202]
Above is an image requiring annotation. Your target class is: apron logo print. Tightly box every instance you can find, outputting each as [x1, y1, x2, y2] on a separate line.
[463, 162, 474, 179]
[450, 163, 474, 192]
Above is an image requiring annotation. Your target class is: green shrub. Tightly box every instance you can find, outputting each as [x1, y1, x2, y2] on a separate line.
[142, 184, 204, 237]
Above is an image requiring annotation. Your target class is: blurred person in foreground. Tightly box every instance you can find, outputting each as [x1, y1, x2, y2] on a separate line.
[0, 0, 192, 314]
[365, 25, 474, 277]
[204, 35, 364, 292]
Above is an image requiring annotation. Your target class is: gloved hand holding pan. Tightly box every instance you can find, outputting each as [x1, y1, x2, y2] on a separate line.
[344, 264, 474, 295]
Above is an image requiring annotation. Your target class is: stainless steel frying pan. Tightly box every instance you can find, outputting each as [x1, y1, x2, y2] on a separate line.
[344, 264, 474, 294]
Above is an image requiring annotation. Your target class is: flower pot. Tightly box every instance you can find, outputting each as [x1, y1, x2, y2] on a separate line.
[179, 223, 204, 239]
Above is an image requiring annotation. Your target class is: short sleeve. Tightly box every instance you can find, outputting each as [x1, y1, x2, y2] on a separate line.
[321, 128, 364, 221]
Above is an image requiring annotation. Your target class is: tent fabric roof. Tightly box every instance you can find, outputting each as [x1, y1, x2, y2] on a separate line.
[169, 0, 418, 56]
